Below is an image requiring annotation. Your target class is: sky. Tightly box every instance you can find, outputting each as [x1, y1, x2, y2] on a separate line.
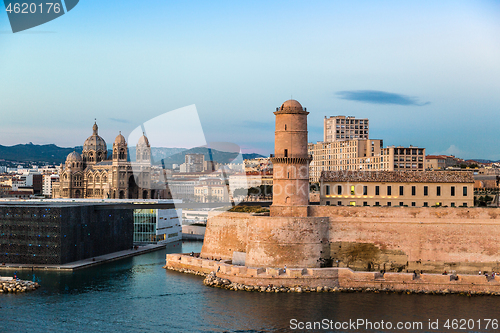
[0, 0, 499, 159]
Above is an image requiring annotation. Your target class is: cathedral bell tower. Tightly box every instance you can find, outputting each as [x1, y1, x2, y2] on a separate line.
[270, 99, 311, 217]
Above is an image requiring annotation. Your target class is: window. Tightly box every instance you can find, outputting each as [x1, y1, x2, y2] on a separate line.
[350, 185, 355, 195]
[363, 186, 367, 195]
[375, 186, 380, 195]
[451, 186, 455, 196]
[463, 203, 468, 207]
[284, 149, 288, 157]
[412, 186, 416, 196]
[424, 186, 428, 196]
[411, 202, 416, 207]
[423, 202, 428, 207]
[349, 201, 356, 206]
[399, 202, 404, 206]
[284, 124, 287, 130]
[436, 186, 441, 196]
[387, 202, 391, 206]
[325, 185, 330, 195]
[463, 186, 467, 196]
[326, 201, 330, 206]
[399, 186, 404, 196]
[451, 203, 455, 207]
[337, 201, 342, 206]
[363, 201, 368, 206]
[337, 185, 342, 195]
[387, 186, 392, 196]
[375, 202, 380, 206]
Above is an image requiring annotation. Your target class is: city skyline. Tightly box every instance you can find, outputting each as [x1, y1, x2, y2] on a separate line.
[1, 1, 499, 159]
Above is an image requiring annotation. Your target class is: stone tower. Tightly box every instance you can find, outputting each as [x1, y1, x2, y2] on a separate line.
[270, 99, 311, 217]
[201, 99, 329, 268]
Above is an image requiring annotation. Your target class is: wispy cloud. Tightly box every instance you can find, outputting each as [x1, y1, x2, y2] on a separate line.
[336, 90, 430, 106]
[109, 117, 130, 123]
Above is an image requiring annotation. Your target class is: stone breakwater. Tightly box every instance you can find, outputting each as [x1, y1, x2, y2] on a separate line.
[203, 271, 339, 293]
[200, 272, 498, 295]
[0, 279, 40, 294]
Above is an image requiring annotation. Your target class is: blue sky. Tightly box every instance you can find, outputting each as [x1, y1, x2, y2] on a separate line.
[1, 0, 499, 159]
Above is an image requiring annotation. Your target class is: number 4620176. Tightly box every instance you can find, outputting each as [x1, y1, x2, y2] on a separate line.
[6, 3, 61, 14]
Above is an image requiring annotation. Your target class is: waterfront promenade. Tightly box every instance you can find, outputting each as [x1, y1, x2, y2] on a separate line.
[1, 244, 167, 271]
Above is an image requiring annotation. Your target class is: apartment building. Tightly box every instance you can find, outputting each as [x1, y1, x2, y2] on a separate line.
[309, 141, 426, 183]
[309, 139, 384, 182]
[381, 146, 426, 171]
[323, 115, 369, 142]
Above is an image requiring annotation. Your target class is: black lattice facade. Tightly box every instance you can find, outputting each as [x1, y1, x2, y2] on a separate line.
[0, 204, 133, 264]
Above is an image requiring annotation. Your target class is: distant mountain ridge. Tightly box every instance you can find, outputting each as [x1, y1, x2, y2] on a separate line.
[0, 143, 76, 164]
[0, 143, 265, 165]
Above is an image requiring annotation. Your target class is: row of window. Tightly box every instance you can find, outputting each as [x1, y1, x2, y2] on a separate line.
[325, 201, 468, 207]
[334, 119, 368, 124]
[325, 185, 468, 196]
[336, 130, 367, 134]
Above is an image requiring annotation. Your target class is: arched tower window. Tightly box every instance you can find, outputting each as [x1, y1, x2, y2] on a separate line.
[119, 148, 125, 160]
[284, 149, 288, 157]
[284, 124, 287, 130]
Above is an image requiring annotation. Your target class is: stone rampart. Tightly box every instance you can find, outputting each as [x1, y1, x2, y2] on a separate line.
[201, 206, 500, 273]
[309, 206, 500, 274]
[201, 213, 330, 268]
[246, 216, 329, 268]
[200, 213, 251, 260]
[165, 254, 500, 295]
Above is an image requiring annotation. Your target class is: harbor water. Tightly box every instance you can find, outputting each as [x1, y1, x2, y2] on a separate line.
[1, 241, 500, 333]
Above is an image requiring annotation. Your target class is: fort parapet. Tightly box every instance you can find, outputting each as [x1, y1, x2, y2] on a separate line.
[166, 254, 500, 295]
[201, 206, 500, 274]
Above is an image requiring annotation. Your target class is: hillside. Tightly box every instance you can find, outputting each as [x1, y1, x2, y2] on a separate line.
[0, 143, 265, 165]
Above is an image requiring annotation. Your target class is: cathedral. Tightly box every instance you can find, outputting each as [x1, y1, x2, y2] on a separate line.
[52, 122, 160, 199]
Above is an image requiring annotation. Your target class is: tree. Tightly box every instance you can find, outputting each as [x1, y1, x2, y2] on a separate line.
[233, 188, 248, 198]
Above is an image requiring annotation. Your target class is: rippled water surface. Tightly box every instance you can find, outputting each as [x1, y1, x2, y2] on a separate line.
[1, 241, 500, 332]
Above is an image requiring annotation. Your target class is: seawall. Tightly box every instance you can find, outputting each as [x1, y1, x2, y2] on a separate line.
[166, 254, 500, 295]
[201, 207, 500, 274]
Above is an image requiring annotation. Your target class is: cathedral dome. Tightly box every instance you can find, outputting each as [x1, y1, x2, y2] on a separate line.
[114, 132, 126, 145]
[83, 122, 107, 152]
[280, 99, 303, 111]
[66, 151, 82, 162]
[137, 134, 150, 147]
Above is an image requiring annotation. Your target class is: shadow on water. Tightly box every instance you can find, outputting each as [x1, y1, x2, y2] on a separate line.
[2, 240, 500, 333]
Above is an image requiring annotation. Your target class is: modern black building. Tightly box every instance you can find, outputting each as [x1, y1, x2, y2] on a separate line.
[0, 202, 133, 264]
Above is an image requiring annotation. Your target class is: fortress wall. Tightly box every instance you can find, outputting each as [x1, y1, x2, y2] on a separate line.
[166, 255, 500, 294]
[309, 206, 500, 272]
[270, 205, 309, 217]
[245, 216, 330, 268]
[200, 213, 251, 260]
